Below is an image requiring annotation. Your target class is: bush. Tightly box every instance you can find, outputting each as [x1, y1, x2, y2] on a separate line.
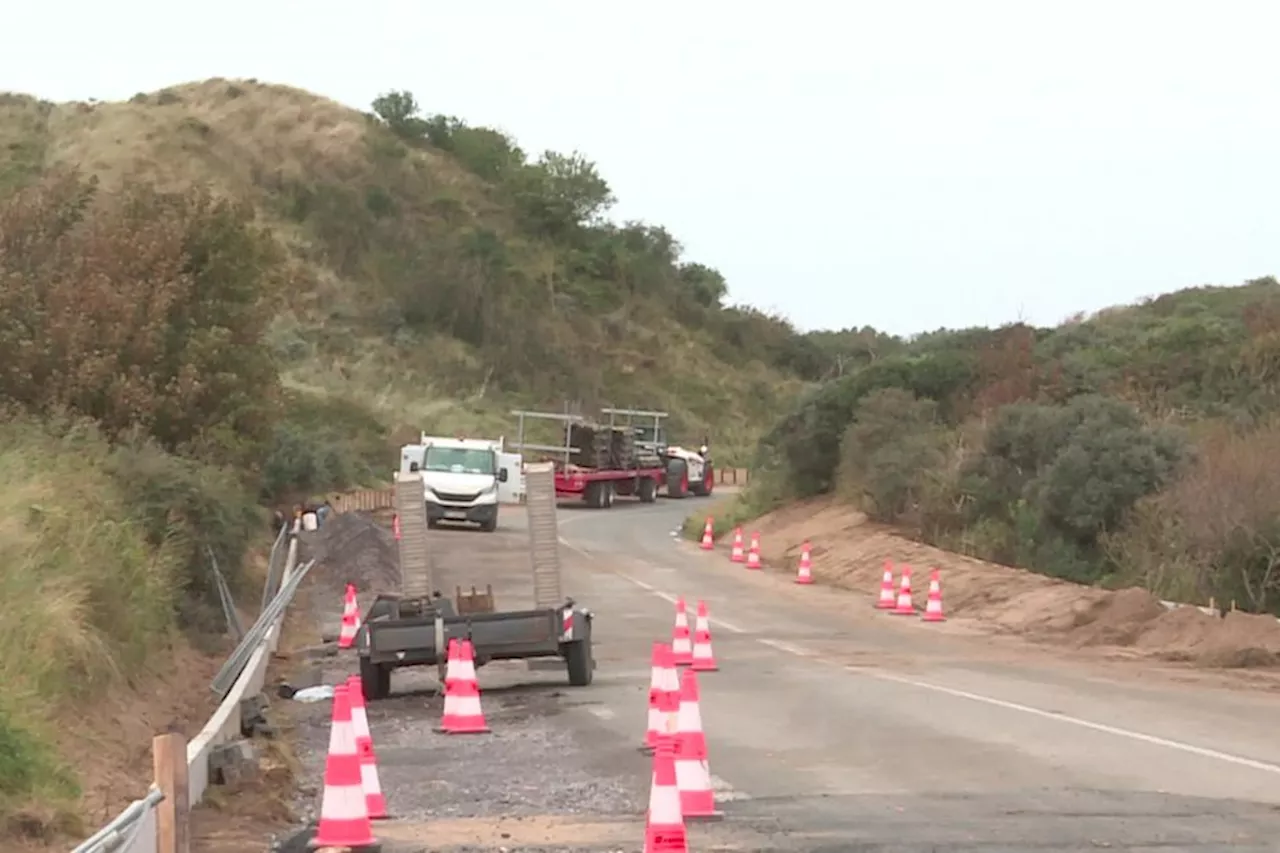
[104, 439, 262, 632]
[0, 169, 283, 468]
[960, 396, 1189, 581]
[1105, 419, 1280, 614]
[835, 388, 947, 523]
[260, 389, 391, 500]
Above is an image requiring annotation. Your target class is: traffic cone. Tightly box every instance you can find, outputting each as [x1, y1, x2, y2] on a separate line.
[729, 528, 745, 563]
[672, 668, 722, 820]
[921, 568, 946, 622]
[345, 675, 388, 820]
[795, 541, 814, 585]
[437, 639, 490, 734]
[690, 600, 718, 672]
[311, 685, 377, 850]
[875, 561, 897, 609]
[443, 638, 474, 691]
[891, 565, 915, 615]
[671, 598, 694, 666]
[338, 586, 360, 649]
[643, 736, 688, 853]
[656, 642, 682, 750]
[641, 642, 670, 752]
[745, 532, 762, 570]
[699, 517, 715, 550]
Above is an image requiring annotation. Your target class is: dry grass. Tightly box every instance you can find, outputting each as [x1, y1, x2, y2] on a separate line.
[0, 423, 232, 841]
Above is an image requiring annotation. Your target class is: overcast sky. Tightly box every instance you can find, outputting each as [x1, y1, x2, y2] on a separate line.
[4, 1, 1279, 335]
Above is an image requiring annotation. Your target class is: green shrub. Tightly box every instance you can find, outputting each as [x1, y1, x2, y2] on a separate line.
[104, 438, 262, 631]
[260, 389, 390, 499]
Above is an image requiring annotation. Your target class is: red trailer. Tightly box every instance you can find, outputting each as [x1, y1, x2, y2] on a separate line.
[511, 409, 673, 508]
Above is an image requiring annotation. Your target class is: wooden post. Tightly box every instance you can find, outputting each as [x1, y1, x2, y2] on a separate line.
[153, 732, 189, 853]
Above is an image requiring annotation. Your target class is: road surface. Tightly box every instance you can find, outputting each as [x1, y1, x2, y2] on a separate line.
[288, 499, 1280, 852]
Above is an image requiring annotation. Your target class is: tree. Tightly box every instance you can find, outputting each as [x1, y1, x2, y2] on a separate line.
[371, 90, 429, 141]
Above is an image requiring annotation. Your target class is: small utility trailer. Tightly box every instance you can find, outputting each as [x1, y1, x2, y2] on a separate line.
[355, 463, 594, 700]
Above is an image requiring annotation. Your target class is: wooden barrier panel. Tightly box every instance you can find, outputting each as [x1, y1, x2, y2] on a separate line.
[716, 467, 750, 485]
[331, 487, 395, 514]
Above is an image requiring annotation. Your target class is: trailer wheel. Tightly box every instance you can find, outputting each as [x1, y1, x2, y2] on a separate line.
[584, 481, 602, 508]
[666, 458, 688, 499]
[360, 656, 391, 701]
[603, 482, 615, 508]
[564, 639, 594, 686]
[637, 477, 657, 503]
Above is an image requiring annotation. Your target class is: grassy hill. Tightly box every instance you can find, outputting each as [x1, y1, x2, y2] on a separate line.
[731, 278, 1280, 617]
[0, 79, 822, 485]
[0, 77, 830, 837]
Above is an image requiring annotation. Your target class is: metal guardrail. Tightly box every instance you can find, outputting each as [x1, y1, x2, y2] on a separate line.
[73, 521, 313, 853]
[209, 556, 317, 700]
[260, 521, 289, 611]
[70, 786, 164, 853]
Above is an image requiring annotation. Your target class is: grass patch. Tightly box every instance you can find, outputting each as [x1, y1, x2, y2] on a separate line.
[0, 418, 263, 835]
[680, 472, 792, 541]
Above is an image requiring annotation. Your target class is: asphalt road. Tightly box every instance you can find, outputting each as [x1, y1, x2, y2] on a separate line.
[292, 498, 1280, 852]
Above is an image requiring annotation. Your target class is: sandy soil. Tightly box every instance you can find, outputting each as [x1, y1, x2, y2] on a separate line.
[728, 496, 1280, 676]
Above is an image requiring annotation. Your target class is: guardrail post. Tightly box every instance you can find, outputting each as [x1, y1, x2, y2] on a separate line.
[154, 732, 189, 853]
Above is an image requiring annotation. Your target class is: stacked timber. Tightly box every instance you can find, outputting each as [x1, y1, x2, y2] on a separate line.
[567, 422, 663, 470]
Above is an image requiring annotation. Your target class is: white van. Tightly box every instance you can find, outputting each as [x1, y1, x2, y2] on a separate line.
[399, 435, 521, 532]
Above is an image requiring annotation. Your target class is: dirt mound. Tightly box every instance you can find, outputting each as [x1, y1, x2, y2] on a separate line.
[299, 510, 400, 595]
[1194, 611, 1280, 668]
[1135, 605, 1220, 657]
[1066, 587, 1169, 647]
[740, 495, 1280, 672]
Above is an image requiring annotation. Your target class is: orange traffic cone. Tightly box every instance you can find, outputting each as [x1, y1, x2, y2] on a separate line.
[642, 642, 670, 752]
[312, 685, 377, 850]
[656, 642, 681, 750]
[643, 736, 688, 853]
[346, 675, 388, 820]
[921, 568, 946, 622]
[699, 517, 714, 550]
[443, 638, 474, 692]
[690, 600, 718, 672]
[891, 565, 915, 615]
[338, 585, 360, 649]
[875, 561, 897, 609]
[729, 528, 745, 563]
[437, 639, 490, 734]
[745, 532, 762, 570]
[671, 598, 694, 666]
[795, 541, 814, 585]
[673, 668, 721, 820]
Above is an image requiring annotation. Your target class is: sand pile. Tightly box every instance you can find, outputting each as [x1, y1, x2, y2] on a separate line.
[742, 494, 1280, 670]
[1066, 587, 1169, 647]
[1193, 611, 1280, 668]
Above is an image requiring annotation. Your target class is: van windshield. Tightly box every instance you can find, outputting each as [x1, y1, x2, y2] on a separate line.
[423, 446, 495, 475]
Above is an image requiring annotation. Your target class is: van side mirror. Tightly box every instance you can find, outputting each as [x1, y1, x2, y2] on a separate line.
[409, 461, 420, 472]
[498, 468, 509, 482]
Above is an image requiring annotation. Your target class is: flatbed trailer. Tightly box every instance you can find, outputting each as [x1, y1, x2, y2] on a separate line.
[554, 464, 667, 507]
[512, 408, 685, 508]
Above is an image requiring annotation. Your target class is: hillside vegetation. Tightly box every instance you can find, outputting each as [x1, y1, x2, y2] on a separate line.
[0, 78, 831, 836]
[735, 279, 1280, 617]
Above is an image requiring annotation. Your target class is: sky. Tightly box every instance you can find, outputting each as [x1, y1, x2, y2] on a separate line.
[4, 1, 1280, 336]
